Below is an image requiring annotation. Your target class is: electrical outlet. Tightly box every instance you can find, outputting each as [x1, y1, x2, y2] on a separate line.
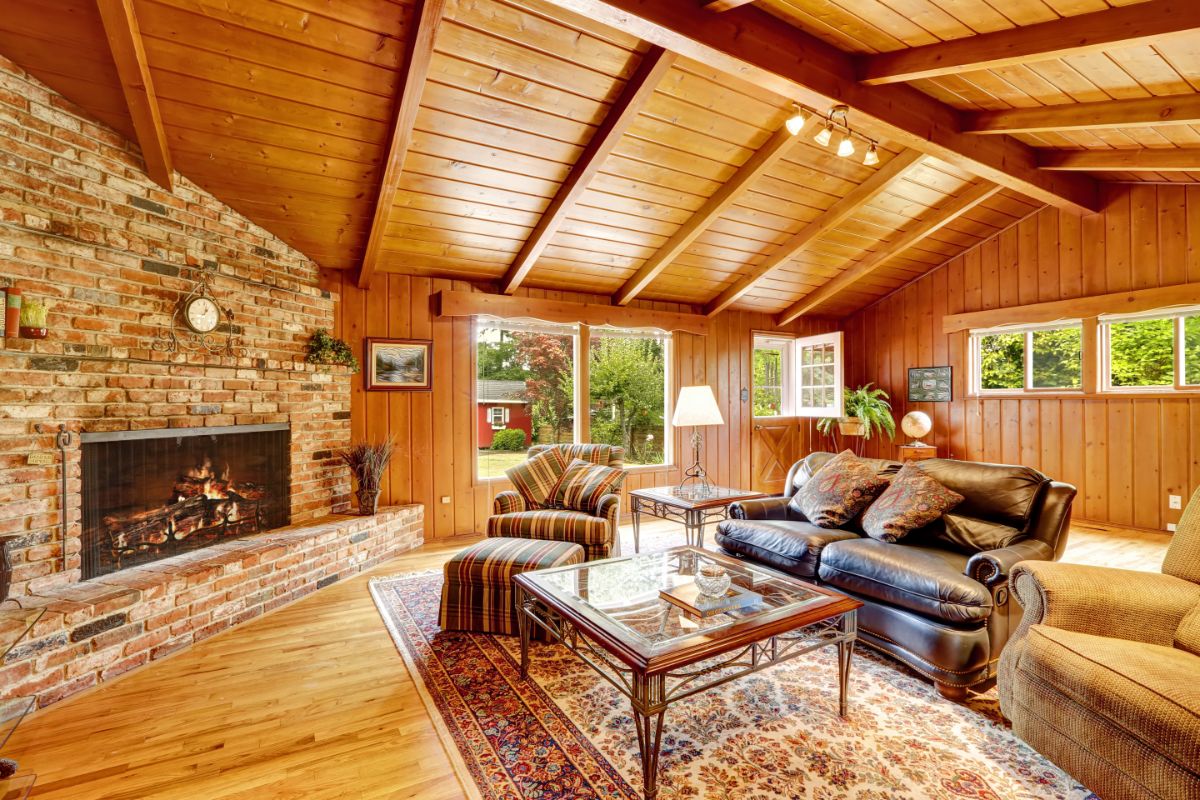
[441, 496, 452, 505]
[1168, 523, 1178, 533]
[1169, 494, 1183, 510]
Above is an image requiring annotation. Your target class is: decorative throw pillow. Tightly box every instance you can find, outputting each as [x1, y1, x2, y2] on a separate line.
[792, 450, 890, 529]
[549, 458, 625, 513]
[862, 463, 965, 543]
[932, 514, 1023, 554]
[504, 447, 569, 510]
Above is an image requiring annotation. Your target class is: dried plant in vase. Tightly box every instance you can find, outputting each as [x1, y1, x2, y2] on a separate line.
[339, 438, 394, 515]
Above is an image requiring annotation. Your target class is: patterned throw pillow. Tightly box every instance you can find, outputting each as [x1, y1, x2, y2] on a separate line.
[862, 463, 965, 543]
[549, 458, 625, 514]
[505, 447, 569, 510]
[793, 450, 890, 529]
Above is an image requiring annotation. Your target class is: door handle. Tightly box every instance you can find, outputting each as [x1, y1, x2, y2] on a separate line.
[753, 425, 764, 430]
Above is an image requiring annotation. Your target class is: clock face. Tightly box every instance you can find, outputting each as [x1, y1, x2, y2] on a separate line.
[184, 297, 222, 333]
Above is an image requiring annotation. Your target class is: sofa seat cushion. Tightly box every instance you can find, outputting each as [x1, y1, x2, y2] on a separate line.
[488, 510, 608, 546]
[818, 538, 991, 624]
[714, 519, 860, 579]
[1022, 625, 1200, 770]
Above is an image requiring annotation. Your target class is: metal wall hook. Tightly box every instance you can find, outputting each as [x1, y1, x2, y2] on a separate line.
[35, 423, 75, 573]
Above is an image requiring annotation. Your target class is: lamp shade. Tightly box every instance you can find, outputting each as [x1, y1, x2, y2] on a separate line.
[672, 385, 725, 427]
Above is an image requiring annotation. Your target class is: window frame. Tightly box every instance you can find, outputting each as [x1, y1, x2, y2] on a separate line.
[794, 331, 844, 419]
[969, 320, 1085, 395]
[751, 332, 795, 418]
[1100, 306, 1200, 393]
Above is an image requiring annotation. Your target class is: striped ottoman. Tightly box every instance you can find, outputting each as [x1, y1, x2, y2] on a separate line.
[438, 537, 584, 636]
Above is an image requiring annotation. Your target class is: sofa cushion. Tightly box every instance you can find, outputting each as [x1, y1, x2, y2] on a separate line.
[862, 463, 964, 543]
[789, 451, 900, 497]
[1177, 603, 1200, 657]
[818, 538, 992, 624]
[928, 513, 1023, 554]
[549, 458, 624, 513]
[1022, 625, 1200, 770]
[915, 459, 1048, 531]
[715, 518, 860, 579]
[505, 448, 569, 510]
[790, 450, 890, 528]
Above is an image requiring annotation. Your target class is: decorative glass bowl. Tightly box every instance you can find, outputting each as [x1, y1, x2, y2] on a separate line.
[694, 563, 731, 597]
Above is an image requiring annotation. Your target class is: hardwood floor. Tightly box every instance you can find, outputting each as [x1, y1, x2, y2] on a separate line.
[5, 521, 1170, 800]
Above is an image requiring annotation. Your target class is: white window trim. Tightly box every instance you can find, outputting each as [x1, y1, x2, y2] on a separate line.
[794, 331, 843, 419]
[752, 333, 796, 418]
[969, 320, 1085, 395]
[1099, 306, 1200, 393]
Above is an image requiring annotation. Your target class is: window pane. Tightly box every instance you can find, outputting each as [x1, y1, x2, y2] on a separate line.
[752, 345, 784, 416]
[1109, 318, 1174, 387]
[1031, 327, 1082, 389]
[476, 323, 575, 478]
[589, 333, 668, 466]
[1186, 315, 1200, 386]
[979, 332, 1024, 390]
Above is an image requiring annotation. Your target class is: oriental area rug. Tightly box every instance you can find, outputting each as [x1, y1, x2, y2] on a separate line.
[370, 570, 1097, 800]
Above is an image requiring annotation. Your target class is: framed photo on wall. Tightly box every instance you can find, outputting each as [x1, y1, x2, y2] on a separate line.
[907, 366, 952, 402]
[365, 338, 433, 391]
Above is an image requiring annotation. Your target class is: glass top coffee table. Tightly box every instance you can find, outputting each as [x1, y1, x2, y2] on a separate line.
[513, 547, 860, 799]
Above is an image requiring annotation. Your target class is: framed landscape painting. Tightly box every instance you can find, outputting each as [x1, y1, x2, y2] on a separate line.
[365, 338, 433, 391]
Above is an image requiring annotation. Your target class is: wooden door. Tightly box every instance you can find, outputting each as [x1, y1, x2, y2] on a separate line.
[751, 418, 797, 495]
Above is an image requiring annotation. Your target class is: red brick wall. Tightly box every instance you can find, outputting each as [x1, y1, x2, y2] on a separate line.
[0, 56, 353, 596]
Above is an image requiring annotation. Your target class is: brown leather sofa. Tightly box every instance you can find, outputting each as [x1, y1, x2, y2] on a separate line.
[715, 452, 1077, 700]
[997, 485, 1200, 799]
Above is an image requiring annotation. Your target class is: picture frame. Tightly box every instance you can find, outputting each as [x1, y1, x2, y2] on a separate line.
[907, 366, 952, 402]
[365, 338, 433, 391]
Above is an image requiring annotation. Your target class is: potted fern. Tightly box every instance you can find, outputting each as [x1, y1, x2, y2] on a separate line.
[817, 383, 896, 441]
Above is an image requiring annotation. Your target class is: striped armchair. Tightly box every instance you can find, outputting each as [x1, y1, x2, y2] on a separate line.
[488, 444, 625, 561]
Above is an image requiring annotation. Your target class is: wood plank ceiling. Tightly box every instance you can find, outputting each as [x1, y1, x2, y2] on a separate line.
[0, 0, 1191, 320]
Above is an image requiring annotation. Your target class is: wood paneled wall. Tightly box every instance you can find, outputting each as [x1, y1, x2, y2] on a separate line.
[844, 184, 1200, 532]
[322, 272, 830, 540]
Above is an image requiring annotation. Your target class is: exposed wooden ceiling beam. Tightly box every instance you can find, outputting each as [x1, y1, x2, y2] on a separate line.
[357, 0, 446, 290]
[703, 0, 758, 11]
[538, 0, 1100, 214]
[96, 0, 172, 190]
[1038, 148, 1200, 172]
[861, 1, 1200, 86]
[776, 181, 1002, 325]
[500, 47, 676, 295]
[966, 93, 1200, 135]
[437, 290, 709, 335]
[703, 149, 923, 316]
[613, 124, 798, 306]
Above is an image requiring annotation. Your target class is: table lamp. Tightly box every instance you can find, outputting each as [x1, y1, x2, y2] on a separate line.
[672, 385, 724, 493]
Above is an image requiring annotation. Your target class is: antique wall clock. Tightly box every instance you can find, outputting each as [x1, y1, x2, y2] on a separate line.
[154, 269, 244, 357]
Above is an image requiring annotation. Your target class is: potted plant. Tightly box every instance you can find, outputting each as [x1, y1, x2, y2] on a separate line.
[306, 328, 359, 372]
[816, 383, 896, 441]
[19, 298, 48, 339]
[338, 438, 395, 515]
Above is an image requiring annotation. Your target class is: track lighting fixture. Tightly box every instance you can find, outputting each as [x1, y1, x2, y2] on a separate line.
[785, 104, 809, 136]
[813, 121, 834, 147]
[836, 132, 855, 158]
[864, 142, 880, 166]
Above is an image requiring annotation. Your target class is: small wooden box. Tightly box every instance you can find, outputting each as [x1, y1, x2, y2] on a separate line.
[898, 444, 937, 462]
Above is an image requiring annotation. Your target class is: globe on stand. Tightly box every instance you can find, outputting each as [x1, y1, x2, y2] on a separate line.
[900, 411, 932, 445]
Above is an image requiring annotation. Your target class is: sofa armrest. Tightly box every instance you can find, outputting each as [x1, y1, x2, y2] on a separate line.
[966, 539, 1053, 587]
[729, 497, 794, 521]
[1009, 561, 1200, 646]
[493, 491, 526, 516]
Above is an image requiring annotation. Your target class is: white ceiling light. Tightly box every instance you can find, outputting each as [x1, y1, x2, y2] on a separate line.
[864, 142, 880, 166]
[785, 105, 809, 136]
[813, 121, 834, 147]
[836, 132, 855, 158]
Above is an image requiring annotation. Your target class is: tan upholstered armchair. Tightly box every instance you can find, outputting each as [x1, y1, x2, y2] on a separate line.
[998, 486, 1200, 799]
[487, 444, 625, 561]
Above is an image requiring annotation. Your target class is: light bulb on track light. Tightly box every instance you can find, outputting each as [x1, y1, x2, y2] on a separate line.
[785, 106, 808, 135]
[836, 132, 855, 158]
[813, 121, 833, 147]
[864, 142, 879, 166]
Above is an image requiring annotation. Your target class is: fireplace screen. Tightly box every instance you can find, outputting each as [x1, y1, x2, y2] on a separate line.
[81, 424, 290, 580]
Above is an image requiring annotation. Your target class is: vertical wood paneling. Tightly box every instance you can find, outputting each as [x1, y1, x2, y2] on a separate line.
[845, 184, 1200, 532]
[323, 273, 830, 539]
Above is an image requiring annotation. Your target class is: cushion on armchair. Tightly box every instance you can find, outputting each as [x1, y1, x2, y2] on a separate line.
[862, 463, 964, 543]
[1177, 604, 1200, 657]
[504, 447, 569, 509]
[550, 458, 624, 513]
[790, 449, 889, 528]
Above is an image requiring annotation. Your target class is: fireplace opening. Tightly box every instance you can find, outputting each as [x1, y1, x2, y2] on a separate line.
[81, 425, 291, 580]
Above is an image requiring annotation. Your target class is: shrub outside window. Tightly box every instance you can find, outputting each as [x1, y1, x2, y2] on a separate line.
[1101, 308, 1200, 392]
[587, 328, 670, 467]
[752, 334, 794, 417]
[971, 322, 1083, 393]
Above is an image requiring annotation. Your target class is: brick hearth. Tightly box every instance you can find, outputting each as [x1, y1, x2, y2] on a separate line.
[3, 506, 423, 708]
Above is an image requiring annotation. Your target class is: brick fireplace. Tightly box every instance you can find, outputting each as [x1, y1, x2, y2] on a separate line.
[0, 56, 424, 709]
